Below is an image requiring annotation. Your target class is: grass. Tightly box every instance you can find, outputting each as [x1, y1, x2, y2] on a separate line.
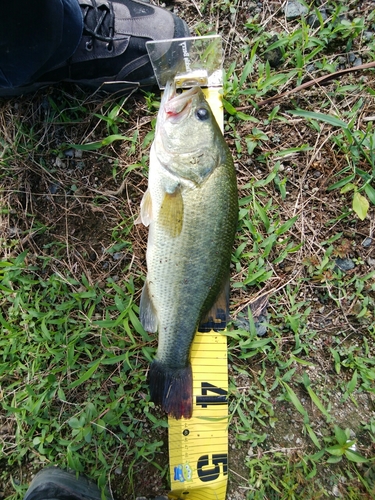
[1, 0, 375, 499]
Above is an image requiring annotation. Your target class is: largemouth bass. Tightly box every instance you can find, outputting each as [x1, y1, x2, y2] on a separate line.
[137, 81, 238, 419]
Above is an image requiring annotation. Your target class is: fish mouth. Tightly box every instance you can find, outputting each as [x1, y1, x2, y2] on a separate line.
[163, 81, 200, 121]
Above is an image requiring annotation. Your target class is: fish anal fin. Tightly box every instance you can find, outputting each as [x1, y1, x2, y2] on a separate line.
[135, 189, 152, 226]
[159, 187, 184, 238]
[198, 277, 230, 333]
[149, 360, 192, 419]
[140, 281, 158, 333]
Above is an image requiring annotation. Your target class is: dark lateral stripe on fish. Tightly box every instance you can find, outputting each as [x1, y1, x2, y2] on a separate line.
[149, 360, 193, 419]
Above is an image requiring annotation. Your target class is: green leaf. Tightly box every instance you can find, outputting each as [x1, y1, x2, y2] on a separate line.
[275, 216, 298, 236]
[101, 353, 131, 365]
[55, 388, 65, 403]
[352, 191, 369, 220]
[288, 110, 348, 128]
[246, 139, 257, 155]
[326, 444, 344, 456]
[334, 426, 348, 446]
[235, 111, 259, 122]
[344, 449, 368, 463]
[253, 169, 277, 187]
[282, 381, 308, 418]
[68, 417, 82, 429]
[222, 99, 237, 115]
[306, 386, 331, 420]
[239, 59, 254, 87]
[347, 370, 358, 394]
[72, 134, 130, 151]
[364, 183, 375, 205]
[305, 424, 321, 449]
[274, 145, 312, 157]
[239, 337, 273, 350]
[254, 200, 270, 230]
[68, 358, 102, 389]
[329, 348, 341, 374]
[340, 182, 356, 194]
[328, 174, 356, 191]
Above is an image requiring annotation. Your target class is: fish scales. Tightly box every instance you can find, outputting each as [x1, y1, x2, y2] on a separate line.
[148, 157, 236, 365]
[138, 81, 238, 419]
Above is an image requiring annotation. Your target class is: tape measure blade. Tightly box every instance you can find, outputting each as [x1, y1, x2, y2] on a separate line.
[168, 331, 228, 500]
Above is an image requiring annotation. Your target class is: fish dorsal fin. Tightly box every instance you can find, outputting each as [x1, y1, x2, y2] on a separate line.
[198, 276, 230, 332]
[140, 281, 158, 333]
[135, 189, 152, 226]
[159, 187, 184, 238]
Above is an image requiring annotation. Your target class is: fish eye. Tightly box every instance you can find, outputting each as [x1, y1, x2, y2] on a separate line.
[195, 107, 210, 121]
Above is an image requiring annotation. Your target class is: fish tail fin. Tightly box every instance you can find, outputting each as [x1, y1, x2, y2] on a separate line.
[149, 360, 193, 419]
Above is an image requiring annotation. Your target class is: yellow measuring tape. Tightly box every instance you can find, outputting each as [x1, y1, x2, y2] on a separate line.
[167, 88, 228, 500]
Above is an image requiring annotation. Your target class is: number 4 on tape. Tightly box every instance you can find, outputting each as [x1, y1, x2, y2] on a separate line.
[168, 330, 228, 500]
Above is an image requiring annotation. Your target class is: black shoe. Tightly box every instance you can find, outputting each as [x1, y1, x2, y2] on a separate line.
[23, 467, 111, 500]
[1, 0, 190, 97]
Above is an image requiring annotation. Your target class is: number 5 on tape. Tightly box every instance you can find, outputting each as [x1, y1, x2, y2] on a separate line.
[168, 330, 228, 500]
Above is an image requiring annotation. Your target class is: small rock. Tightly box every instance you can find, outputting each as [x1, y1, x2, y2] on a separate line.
[54, 157, 65, 168]
[332, 485, 341, 497]
[364, 31, 373, 42]
[367, 257, 375, 267]
[234, 313, 268, 337]
[285, 1, 308, 19]
[307, 8, 327, 28]
[8, 227, 20, 237]
[306, 63, 316, 73]
[247, 1, 257, 13]
[335, 258, 355, 272]
[348, 53, 356, 64]
[353, 57, 362, 67]
[112, 252, 124, 261]
[362, 237, 372, 248]
[49, 183, 60, 194]
[234, 315, 249, 330]
[264, 35, 283, 68]
[254, 314, 268, 337]
[64, 148, 74, 158]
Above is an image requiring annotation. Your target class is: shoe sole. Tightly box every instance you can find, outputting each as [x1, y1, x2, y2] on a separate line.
[23, 467, 111, 500]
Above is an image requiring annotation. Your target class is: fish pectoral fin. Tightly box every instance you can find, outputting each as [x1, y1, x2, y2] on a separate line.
[135, 189, 152, 226]
[198, 276, 230, 332]
[159, 187, 184, 238]
[140, 282, 158, 333]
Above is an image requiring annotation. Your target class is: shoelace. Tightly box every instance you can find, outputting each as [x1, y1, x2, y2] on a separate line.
[81, 0, 115, 51]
